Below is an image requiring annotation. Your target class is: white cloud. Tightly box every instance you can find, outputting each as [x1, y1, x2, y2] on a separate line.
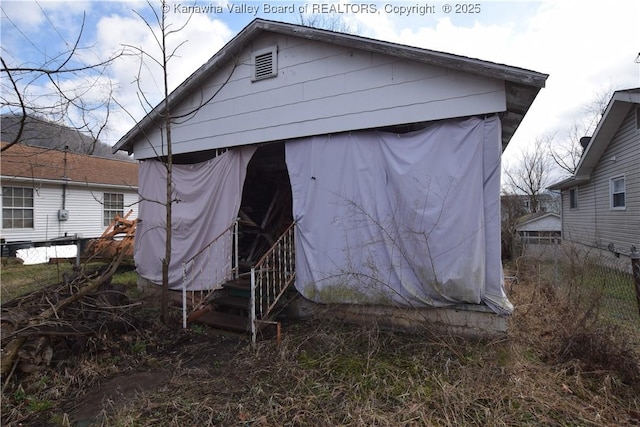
[1, 0, 109, 123]
[92, 7, 233, 145]
[1, 1, 45, 29]
[342, 0, 639, 163]
[2, 1, 234, 145]
[3, 0, 95, 51]
[3, 0, 638, 157]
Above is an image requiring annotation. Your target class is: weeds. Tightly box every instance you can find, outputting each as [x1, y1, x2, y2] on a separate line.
[2, 254, 639, 426]
[130, 340, 147, 355]
[510, 253, 640, 391]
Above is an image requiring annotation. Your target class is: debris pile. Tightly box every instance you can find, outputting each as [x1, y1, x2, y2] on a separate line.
[84, 210, 137, 260]
[1, 253, 137, 386]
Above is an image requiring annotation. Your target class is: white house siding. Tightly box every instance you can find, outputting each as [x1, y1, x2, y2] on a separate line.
[133, 34, 506, 160]
[517, 215, 561, 232]
[562, 180, 597, 246]
[563, 107, 640, 257]
[1, 181, 138, 243]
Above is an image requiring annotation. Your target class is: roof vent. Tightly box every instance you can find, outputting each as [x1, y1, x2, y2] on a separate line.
[252, 47, 277, 81]
[579, 136, 591, 151]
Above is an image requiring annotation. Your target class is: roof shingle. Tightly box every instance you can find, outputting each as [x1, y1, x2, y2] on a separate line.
[1, 143, 138, 188]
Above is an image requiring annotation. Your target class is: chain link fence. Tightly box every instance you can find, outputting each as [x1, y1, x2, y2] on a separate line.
[1, 238, 90, 266]
[509, 245, 640, 327]
[562, 254, 638, 324]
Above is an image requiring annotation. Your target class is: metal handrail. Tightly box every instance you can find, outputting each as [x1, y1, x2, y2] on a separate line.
[250, 222, 296, 343]
[187, 219, 239, 265]
[182, 219, 239, 328]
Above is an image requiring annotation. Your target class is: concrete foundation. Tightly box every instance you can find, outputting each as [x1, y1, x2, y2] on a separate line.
[288, 296, 508, 340]
[138, 274, 508, 339]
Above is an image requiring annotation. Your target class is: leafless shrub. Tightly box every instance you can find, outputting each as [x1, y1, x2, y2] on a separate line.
[509, 247, 640, 392]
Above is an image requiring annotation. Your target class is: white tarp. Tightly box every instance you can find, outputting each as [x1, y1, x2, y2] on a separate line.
[134, 147, 256, 290]
[285, 115, 512, 315]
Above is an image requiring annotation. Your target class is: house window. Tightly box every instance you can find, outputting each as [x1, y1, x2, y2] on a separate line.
[251, 47, 278, 81]
[569, 188, 578, 209]
[103, 193, 124, 226]
[610, 176, 626, 209]
[2, 187, 34, 229]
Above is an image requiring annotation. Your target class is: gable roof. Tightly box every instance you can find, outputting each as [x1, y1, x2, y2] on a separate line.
[549, 88, 640, 191]
[515, 212, 560, 228]
[1, 143, 138, 188]
[113, 18, 547, 155]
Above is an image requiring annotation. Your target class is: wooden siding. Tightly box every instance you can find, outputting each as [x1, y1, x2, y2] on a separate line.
[1, 181, 138, 242]
[133, 34, 506, 159]
[562, 107, 640, 256]
[561, 181, 596, 246]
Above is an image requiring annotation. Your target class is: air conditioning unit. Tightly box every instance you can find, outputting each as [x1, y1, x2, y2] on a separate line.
[58, 209, 69, 221]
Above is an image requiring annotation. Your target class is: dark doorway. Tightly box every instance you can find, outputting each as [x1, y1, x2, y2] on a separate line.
[237, 142, 293, 266]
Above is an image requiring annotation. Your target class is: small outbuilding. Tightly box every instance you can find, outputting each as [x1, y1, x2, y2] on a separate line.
[514, 212, 561, 259]
[114, 19, 547, 335]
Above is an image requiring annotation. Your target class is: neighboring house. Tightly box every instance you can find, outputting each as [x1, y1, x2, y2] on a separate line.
[515, 212, 562, 243]
[514, 212, 561, 259]
[1, 143, 139, 244]
[114, 19, 547, 325]
[549, 88, 640, 261]
[500, 192, 560, 260]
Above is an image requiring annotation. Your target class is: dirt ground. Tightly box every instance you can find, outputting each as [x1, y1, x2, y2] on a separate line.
[65, 284, 253, 426]
[0, 276, 249, 426]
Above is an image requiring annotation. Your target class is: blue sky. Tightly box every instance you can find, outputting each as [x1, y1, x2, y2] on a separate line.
[2, 0, 639, 175]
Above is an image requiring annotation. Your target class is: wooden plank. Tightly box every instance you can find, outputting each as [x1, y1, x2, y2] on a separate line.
[223, 278, 251, 290]
[247, 186, 282, 260]
[212, 295, 250, 310]
[48, 257, 75, 264]
[194, 311, 250, 333]
[223, 278, 252, 299]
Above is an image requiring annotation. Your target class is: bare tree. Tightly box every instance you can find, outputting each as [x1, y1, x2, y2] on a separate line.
[123, 1, 237, 322]
[0, 10, 122, 153]
[549, 87, 615, 175]
[504, 136, 553, 214]
[122, 0, 190, 323]
[548, 124, 585, 175]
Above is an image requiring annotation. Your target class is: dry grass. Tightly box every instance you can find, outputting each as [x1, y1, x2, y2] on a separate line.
[0, 261, 75, 303]
[0, 260, 126, 304]
[1, 259, 639, 426]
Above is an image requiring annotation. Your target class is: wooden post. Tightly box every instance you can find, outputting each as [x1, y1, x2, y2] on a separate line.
[631, 249, 640, 318]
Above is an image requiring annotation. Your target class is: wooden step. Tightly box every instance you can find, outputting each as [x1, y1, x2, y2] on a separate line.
[194, 311, 250, 333]
[212, 295, 250, 310]
[223, 277, 251, 298]
[223, 277, 251, 290]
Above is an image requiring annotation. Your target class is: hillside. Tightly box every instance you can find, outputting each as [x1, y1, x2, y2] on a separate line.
[1, 114, 128, 159]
